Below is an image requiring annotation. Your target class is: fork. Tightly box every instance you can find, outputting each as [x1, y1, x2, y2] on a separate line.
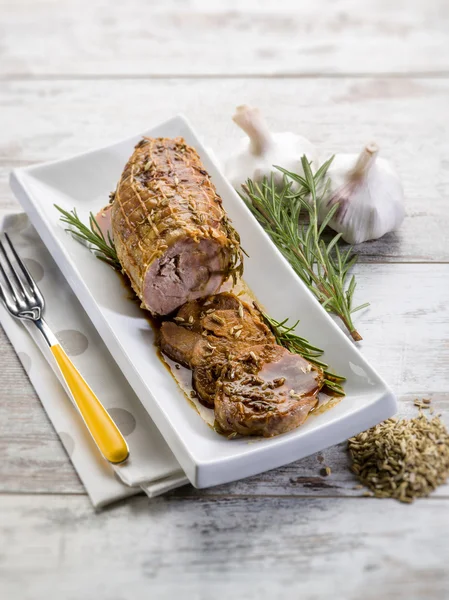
[0, 232, 129, 464]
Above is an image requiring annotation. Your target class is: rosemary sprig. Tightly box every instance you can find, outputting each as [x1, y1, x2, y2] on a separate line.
[54, 205, 122, 271]
[240, 156, 368, 341]
[260, 310, 346, 396]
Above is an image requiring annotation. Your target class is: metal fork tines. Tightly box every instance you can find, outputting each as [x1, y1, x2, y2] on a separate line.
[0, 232, 44, 320]
[0, 232, 56, 345]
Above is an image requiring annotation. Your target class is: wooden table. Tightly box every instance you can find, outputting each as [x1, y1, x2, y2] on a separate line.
[1, 2, 448, 598]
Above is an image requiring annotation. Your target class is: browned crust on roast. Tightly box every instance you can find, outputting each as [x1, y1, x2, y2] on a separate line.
[201, 309, 273, 345]
[111, 137, 241, 312]
[191, 339, 232, 407]
[175, 293, 275, 343]
[176, 292, 242, 330]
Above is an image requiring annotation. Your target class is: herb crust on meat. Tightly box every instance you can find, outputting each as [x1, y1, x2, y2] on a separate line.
[111, 137, 243, 315]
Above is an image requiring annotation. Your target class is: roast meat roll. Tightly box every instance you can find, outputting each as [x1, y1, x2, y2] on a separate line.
[111, 137, 242, 315]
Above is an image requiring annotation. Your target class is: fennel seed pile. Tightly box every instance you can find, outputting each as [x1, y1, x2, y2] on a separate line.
[348, 413, 449, 503]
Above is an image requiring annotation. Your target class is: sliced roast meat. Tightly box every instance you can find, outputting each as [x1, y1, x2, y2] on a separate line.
[175, 292, 246, 332]
[175, 293, 275, 405]
[190, 307, 275, 406]
[159, 291, 274, 403]
[195, 343, 286, 405]
[111, 137, 243, 315]
[158, 321, 202, 368]
[190, 332, 262, 406]
[201, 309, 273, 345]
[191, 339, 232, 407]
[214, 345, 323, 437]
[157, 291, 325, 437]
[175, 293, 275, 343]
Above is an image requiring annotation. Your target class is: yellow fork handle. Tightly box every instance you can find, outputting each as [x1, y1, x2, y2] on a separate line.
[51, 344, 129, 464]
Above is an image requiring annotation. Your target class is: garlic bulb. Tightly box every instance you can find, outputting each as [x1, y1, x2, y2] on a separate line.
[318, 143, 405, 244]
[225, 105, 320, 190]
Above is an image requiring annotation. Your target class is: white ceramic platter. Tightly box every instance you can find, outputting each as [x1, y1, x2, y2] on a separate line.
[10, 115, 397, 488]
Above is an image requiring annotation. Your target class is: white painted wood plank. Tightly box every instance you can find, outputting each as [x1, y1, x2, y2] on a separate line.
[1, 494, 448, 600]
[1, 0, 449, 76]
[1, 265, 448, 495]
[0, 78, 448, 261]
[350, 264, 449, 395]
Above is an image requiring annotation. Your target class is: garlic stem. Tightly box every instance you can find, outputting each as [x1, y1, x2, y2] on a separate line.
[232, 105, 273, 156]
[350, 143, 379, 182]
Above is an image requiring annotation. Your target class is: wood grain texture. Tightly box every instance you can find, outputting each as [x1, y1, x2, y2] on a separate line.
[1, 494, 448, 600]
[1, 265, 448, 495]
[0, 78, 448, 261]
[1, 0, 449, 77]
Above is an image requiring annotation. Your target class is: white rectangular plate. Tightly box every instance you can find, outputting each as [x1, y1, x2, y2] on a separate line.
[10, 115, 397, 488]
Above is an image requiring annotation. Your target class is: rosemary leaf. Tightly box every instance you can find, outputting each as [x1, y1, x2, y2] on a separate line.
[351, 302, 370, 314]
[323, 381, 346, 396]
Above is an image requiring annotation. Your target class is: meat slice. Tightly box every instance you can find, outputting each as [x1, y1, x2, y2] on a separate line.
[191, 339, 232, 406]
[158, 291, 324, 437]
[159, 321, 202, 368]
[190, 331, 265, 406]
[175, 292, 245, 332]
[193, 344, 285, 408]
[190, 307, 275, 406]
[175, 293, 275, 343]
[201, 309, 273, 345]
[111, 137, 243, 315]
[214, 345, 323, 437]
[175, 293, 275, 405]
[158, 293, 274, 405]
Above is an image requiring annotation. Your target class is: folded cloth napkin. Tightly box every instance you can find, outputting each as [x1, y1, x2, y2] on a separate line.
[0, 214, 189, 508]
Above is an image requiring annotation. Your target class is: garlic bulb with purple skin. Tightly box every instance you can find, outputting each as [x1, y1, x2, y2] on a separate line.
[225, 105, 320, 190]
[318, 144, 405, 245]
